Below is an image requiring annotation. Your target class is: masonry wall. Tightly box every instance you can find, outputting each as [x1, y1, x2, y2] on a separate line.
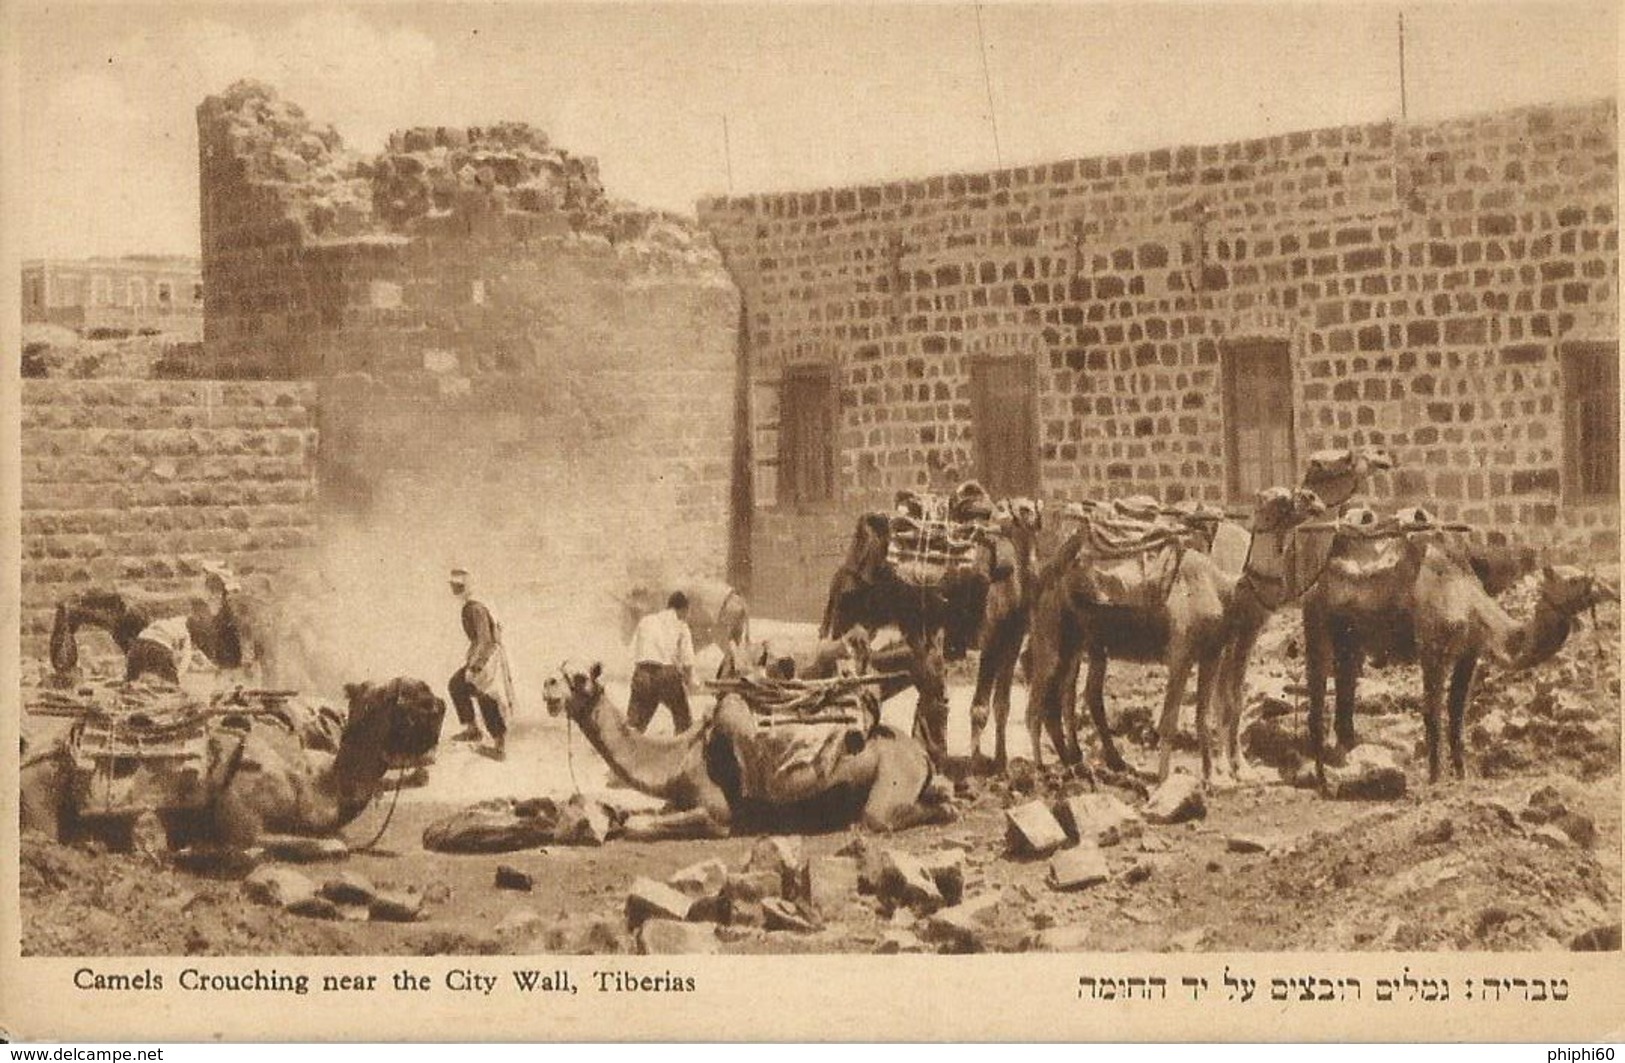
[700, 100, 1620, 619]
[19, 380, 319, 651]
[197, 82, 743, 591]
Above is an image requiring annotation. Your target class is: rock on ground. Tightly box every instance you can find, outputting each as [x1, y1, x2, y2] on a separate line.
[1143, 775, 1206, 824]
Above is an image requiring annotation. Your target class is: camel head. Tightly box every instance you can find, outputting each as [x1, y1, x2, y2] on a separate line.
[1538, 565, 1620, 616]
[1302, 447, 1397, 511]
[1251, 486, 1328, 534]
[543, 660, 604, 720]
[339, 678, 445, 766]
[997, 497, 1044, 534]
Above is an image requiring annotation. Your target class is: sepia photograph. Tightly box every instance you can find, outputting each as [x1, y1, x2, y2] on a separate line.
[2, 0, 1621, 1043]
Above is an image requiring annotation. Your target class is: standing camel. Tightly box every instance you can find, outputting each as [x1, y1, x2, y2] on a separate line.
[1025, 488, 1326, 783]
[1303, 519, 1617, 786]
[967, 498, 1045, 773]
[818, 497, 999, 767]
[618, 578, 749, 656]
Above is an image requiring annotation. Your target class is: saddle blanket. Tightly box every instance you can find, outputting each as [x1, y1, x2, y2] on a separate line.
[733, 723, 865, 804]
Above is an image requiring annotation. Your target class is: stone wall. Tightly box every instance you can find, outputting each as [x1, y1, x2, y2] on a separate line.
[19, 380, 318, 651]
[699, 99, 1620, 618]
[197, 82, 744, 592]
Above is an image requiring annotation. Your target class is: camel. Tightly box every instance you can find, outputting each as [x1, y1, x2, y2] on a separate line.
[1025, 487, 1328, 784]
[1300, 446, 1397, 512]
[819, 487, 1028, 767]
[1302, 521, 1616, 787]
[967, 498, 1045, 773]
[49, 583, 283, 687]
[541, 660, 956, 838]
[617, 579, 749, 655]
[19, 678, 445, 850]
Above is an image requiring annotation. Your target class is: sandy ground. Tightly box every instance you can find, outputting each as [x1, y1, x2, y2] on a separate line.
[20, 604, 1624, 956]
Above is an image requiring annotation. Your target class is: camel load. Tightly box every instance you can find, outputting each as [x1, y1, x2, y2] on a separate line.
[1055, 499, 1211, 609]
[21, 678, 446, 852]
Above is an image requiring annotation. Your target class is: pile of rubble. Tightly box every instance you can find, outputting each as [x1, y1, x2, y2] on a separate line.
[243, 865, 429, 924]
[613, 834, 1027, 955]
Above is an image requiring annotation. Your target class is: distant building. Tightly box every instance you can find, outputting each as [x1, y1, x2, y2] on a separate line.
[22, 256, 202, 329]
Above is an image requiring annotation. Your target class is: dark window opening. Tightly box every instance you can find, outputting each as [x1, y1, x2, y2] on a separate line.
[969, 354, 1040, 498]
[1223, 337, 1296, 501]
[1563, 341, 1619, 501]
[779, 365, 838, 505]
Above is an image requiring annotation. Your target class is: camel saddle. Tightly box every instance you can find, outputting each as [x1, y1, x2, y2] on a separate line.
[1063, 508, 1202, 609]
[709, 674, 883, 804]
[885, 515, 990, 587]
[66, 706, 220, 819]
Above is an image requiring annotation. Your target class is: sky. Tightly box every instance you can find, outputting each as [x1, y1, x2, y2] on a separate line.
[8, 0, 1619, 259]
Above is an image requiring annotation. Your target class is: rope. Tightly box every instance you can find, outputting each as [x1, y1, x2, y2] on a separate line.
[349, 766, 406, 852]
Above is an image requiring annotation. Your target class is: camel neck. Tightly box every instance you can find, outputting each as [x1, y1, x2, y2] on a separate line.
[326, 722, 393, 824]
[1497, 593, 1579, 670]
[574, 688, 701, 796]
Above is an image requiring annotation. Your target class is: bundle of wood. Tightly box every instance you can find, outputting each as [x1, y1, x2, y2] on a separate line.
[706, 672, 903, 730]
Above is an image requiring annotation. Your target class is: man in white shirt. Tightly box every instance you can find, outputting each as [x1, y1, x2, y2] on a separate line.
[126, 599, 209, 684]
[627, 591, 695, 733]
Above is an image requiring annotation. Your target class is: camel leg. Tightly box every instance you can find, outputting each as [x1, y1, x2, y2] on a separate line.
[991, 629, 1021, 772]
[622, 808, 730, 841]
[1192, 652, 1219, 785]
[19, 751, 73, 842]
[856, 737, 957, 832]
[1420, 656, 1448, 784]
[1156, 647, 1194, 782]
[967, 623, 1001, 775]
[1220, 627, 1264, 782]
[1331, 631, 1364, 753]
[1446, 653, 1478, 781]
[908, 628, 950, 769]
[1025, 621, 1059, 770]
[1303, 606, 1333, 789]
[1081, 643, 1126, 772]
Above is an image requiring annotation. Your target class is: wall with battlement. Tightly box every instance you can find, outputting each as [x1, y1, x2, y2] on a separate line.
[19, 380, 319, 651]
[196, 82, 745, 596]
[700, 99, 1620, 618]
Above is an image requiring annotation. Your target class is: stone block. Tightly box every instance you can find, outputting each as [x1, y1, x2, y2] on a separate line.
[1143, 775, 1207, 824]
[495, 864, 535, 892]
[318, 871, 377, 907]
[369, 887, 426, 923]
[244, 866, 317, 909]
[625, 877, 695, 928]
[919, 893, 1003, 952]
[802, 856, 862, 918]
[1052, 793, 1143, 846]
[761, 897, 819, 934]
[1004, 800, 1069, 856]
[1048, 845, 1111, 891]
[637, 919, 720, 955]
[723, 870, 782, 905]
[878, 849, 944, 912]
[745, 835, 807, 898]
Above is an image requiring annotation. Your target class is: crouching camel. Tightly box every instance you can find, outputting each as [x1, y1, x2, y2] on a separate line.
[542, 660, 956, 838]
[20, 678, 445, 850]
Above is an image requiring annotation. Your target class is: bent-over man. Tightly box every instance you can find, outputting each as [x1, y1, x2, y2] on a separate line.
[627, 590, 694, 733]
[447, 567, 511, 761]
[126, 599, 210, 684]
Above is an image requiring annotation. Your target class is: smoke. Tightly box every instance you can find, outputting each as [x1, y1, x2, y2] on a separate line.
[281, 506, 642, 716]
